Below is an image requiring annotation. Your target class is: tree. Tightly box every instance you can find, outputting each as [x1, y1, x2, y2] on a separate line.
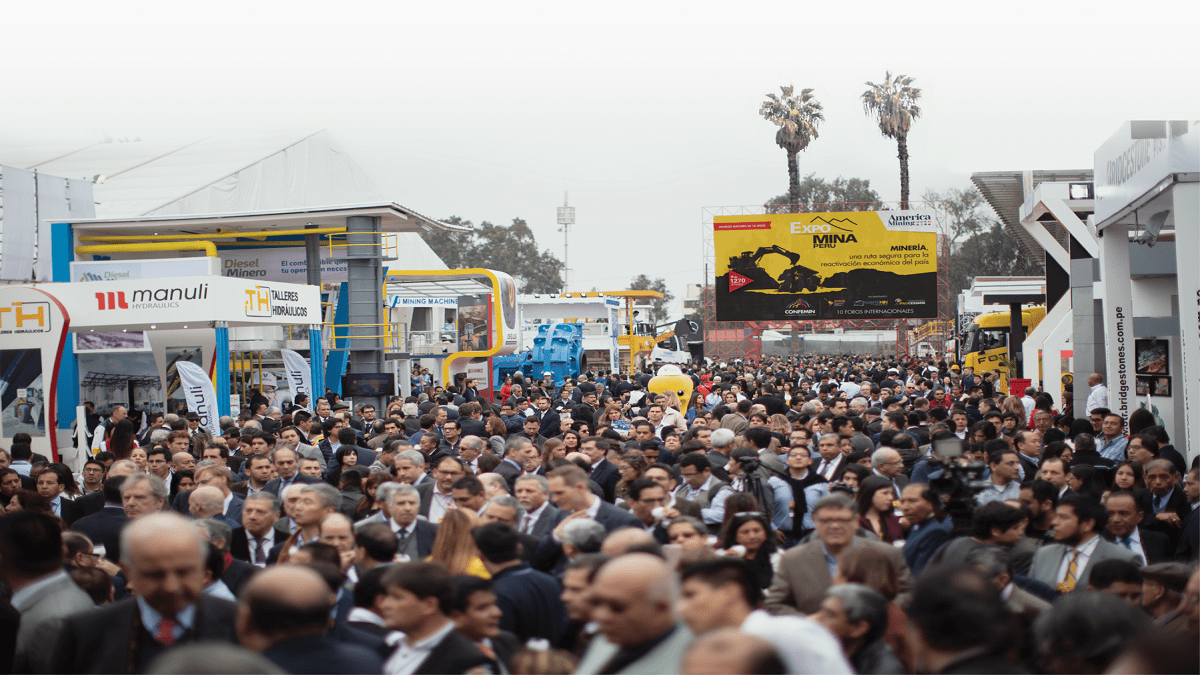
[763, 174, 883, 213]
[862, 73, 922, 209]
[760, 86, 825, 208]
[924, 186, 992, 244]
[948, 223, 1045, 295]
[629, 275, 675, 325]
[421, 217, 564, 293]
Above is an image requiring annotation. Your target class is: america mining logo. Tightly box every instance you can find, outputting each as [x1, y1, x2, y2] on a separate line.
[784, 297, 816, 316]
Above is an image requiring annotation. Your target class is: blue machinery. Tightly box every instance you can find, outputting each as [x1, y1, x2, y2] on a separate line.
[492, 323, 587, 388]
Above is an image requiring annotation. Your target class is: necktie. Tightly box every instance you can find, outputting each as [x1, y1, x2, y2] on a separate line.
[1120, 536, 1133, 550]
[155, 619, 178, 646]
[396, 529, 410, 550]
[520, 515, 531, 534]
[1155, 496, 1165, 513]
[254, 537, 268, 565]
[1060, 549, 1081, 593]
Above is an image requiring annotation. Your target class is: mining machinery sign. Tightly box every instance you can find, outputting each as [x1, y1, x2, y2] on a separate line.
[713, 210, 938, 321]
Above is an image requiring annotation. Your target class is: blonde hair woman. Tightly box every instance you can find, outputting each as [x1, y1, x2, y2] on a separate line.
[428, 508, 490, 578]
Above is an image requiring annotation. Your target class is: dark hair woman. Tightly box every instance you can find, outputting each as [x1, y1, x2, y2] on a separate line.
[856, 475, 903, 543]
[720, 511, 778, 589]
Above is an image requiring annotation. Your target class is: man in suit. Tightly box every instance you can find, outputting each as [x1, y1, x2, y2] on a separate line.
[496, 437, 535, 493]
[719, 399, 752, 434]
[899, 483, 954, 576]
[1105, 490, 1171, 564]
[764, 492, 913, 616]
[195, 518, 258, 598]
[532, 465, 642, 572]
[51, 512, 240, 673]
[474, 523, 568, 643]
[905, 566, 1027, 674]
[575, 554, 695, 674]
[35, 464, 84, 525]
[261, 447, 323, 497]
[581, 437, 620, 503]
[533, 394, 561, 439]
[1030, 493, 1142, 594]
[514, 475, 562, 539]
[231, 492, 290, 567]
[480, 496, 542, 562]
[1144, 460, 1190, 552]
[180, 465, 245, 526]
[380, 562, 494, 674]
[415, 455, 466, 524]
[869, 448, 909, 497]
[239, 565, 383, 674]
[71, 475, 132, 562]
[456, 401, 489, 439]
[812, 433, 848, 483]
[390, 484, 439, 561]
[2, 511, 96, 673]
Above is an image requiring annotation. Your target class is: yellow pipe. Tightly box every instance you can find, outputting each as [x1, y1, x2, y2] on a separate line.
[76, 241, 218, 257]
[79, 226, 346, 243]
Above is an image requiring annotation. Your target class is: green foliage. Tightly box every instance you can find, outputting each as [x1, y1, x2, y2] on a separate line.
[421, 217, 564, 294]
[629, 274, 675, 325]
[923, 186, 991, 243]
[763, 175, 883, 213]
[948, 223, 1045, 295]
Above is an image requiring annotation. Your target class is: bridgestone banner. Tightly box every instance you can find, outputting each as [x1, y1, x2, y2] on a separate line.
[175, 360, 220, 437]
[280, 349, 312, 409]
[713, 210, 938, 321]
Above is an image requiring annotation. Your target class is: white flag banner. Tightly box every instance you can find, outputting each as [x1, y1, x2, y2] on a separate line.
[175, 361, 220, 437]
[280, 349, 312, 408]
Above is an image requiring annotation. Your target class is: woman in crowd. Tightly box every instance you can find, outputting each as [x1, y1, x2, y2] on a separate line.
[106, 418, 138, 460]
[355, 472, 393, 521]
[169, 470, 195, 503]
[6, 490, 51, 516]
[838, 464, 872, 492]
[560, 430, 582, 454]
[539, 438, 566, 474]
[325, 446, 358, 487]
[129, 446, 148, 472]
[720, 511, 779, 588]
[486, 416, 508, 455]
[1068, 464, 1107, 501]
[835, 544, 913, 673]
[659, 391, 688, 430]
[1001, 396, 1026, 424]
[857, 475, 903, 544]
[428, 508, 489, 577]
[613, 453, 647, 505]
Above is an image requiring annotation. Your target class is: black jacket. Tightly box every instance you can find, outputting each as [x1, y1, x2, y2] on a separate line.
[264, 634, 384, 674]
[411, 625, 495, 675]
[70, 505, 130, 562]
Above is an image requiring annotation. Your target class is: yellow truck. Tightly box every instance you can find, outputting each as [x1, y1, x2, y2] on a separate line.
[961, 306, 1045, 395]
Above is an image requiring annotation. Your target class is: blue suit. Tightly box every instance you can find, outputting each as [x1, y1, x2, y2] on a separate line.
[902, 515, 953, 575]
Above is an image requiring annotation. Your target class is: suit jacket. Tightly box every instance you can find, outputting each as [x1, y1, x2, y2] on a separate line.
[764, 538, 913, 616]
[528, 504, 563, 539]
[537, 410, 561, 439]
[397, 519, 439, 560]
[705, 451, 732, 482]
[495, 459, 523, 492]
[169, 490, 245, 525]
[1178, 507, 1199, 562]
[1029, 536, 1142, 593]
[1134, 527, 1172, 564]
[230, 523, 291, 563]
[414, 481, 449, 519]
[50, 595, 239, 674]
[412, 624, 495, 674]
[221, 558, 259, 597]
[1145, 487, 1190, 552]
[264, 634, 384, 674]
[903, 515, 954, 575]
[72, 489, 106, 519]
[12, 572, 95, 673]
[813, 454, 848, 482]
[459, 417, 489, 439]
[71, 505, 130, 561]
[57, 497, 85, 526]
[575, 624, 694, 675]
[262, 472, 322, 497]
[531, 501, 642, 573]
[719, 413, 749, 434]
[588, 459, 620, 503]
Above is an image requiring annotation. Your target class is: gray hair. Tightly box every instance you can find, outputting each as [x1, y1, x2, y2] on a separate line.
[801, 402, 820, 415]
[812, 492, 856, 517]
[870, 448, 898, 469]
[110, 459, 139, 474]
[243, 419, 262, 430]
[266, 406, 281, 416]
[478, 473, 509, 495]
[504, 436, 533, 458]
[149, 428, 171, 445]
[709, 428, 735, 449]
[375, 481, 404, 506]
[964, 546, 1012, 578]
[515, 474, 548, 492]
[197, 519, 233, 551]
[145, 643, 283, 674]
[163, 414, 180, 423]
[461, 435, 487, 453]
[561, 519, 606, 554]
[402, 402, 419, 417]
[485, 495, 526, 524]
[666, 515, 706, 536]
[299, 483, 340, 511]
[1146, 459, 1179, 477]
[244, 491, 280, 512]
[396, 449, 426, 466]
[121, 473, 168, 502]
[391, 484, 419, 501]
[826, 583, 889, 636]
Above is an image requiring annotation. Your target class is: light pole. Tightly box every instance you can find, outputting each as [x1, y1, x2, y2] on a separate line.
[557, 192, 575, 293]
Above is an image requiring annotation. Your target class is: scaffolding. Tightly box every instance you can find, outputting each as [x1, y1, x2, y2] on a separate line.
[700, 202, 953, 363]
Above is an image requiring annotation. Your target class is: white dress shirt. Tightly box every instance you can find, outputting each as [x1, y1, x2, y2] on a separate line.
[1086, 384, 1109, 414]
[522, 502, 549, 534]
[1056, 533, 1101, 585]
[1113, 528, 1145, 564]
[384, 619, 457, 675]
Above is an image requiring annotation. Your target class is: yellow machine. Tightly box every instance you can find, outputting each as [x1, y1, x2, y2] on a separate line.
[558, 290, 670, 375]
[961, 306, 1046, 395]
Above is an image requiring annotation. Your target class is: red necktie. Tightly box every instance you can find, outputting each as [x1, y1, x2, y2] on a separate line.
[156, 619, 178, 646]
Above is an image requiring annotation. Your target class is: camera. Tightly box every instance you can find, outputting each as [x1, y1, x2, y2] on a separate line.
[926, 438, 991, 535]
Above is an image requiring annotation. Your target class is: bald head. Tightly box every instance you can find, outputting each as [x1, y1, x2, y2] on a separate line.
[189, 486, 226, 520]
[591, 553, 676, 647]
[681, 628, 784, 675]
[601, 527, 657, 556]
[237, 565, 335, 647]
[120, 512, 207, 617]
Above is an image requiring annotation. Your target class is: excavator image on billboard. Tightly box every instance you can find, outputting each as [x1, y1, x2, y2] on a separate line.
[727, 245, 822, 293]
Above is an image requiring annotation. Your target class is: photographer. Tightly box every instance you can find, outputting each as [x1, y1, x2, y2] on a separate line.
[726, 447, 791, 540]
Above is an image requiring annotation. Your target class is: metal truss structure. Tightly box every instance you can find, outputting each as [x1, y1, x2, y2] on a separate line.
[700, 201, 953, 363]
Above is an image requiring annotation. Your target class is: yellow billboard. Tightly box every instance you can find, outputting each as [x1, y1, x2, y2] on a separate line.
[713, 210, 938, 321]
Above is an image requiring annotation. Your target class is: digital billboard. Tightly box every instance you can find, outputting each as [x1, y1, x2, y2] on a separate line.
[713, 210, 938, 321]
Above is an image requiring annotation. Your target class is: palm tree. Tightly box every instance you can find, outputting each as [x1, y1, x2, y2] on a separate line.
[862, 73, 922, 209]
[760, 86, 824, 209]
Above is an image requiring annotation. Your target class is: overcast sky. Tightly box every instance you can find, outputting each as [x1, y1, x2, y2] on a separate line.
[2, 0, 1196, 314]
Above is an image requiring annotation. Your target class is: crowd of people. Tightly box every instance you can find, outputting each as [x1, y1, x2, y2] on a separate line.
[0, 354, 1197, 674]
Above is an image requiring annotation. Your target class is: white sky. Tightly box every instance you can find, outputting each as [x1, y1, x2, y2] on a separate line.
[2, 0, 1197, 313]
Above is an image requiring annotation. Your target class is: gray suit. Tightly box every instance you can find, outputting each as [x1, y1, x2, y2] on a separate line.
[575, 624, 694, 675]
[765, 538, 913, 616]
[294, 442, 327, 472]
[526, 504, 563, 540]
[12, 572, 95, 673]
[1029, 536, 1143, 593]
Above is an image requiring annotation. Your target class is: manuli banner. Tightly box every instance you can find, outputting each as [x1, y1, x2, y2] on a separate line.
[713, 210, 938, 321]
[175, 360, 220, 437]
